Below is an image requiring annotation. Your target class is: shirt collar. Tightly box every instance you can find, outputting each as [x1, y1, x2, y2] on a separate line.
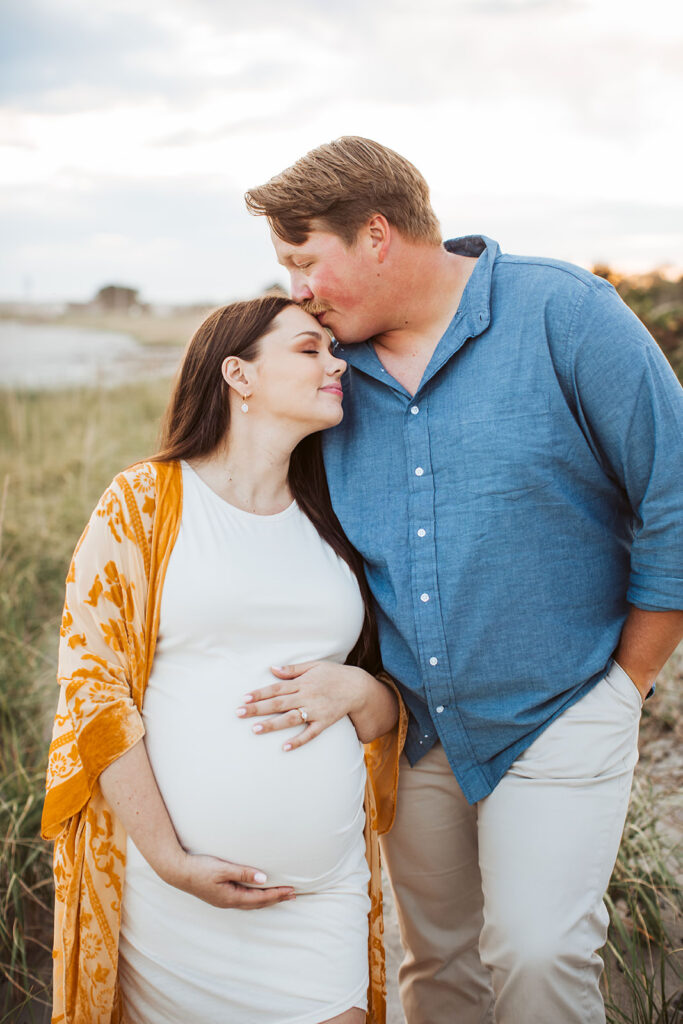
[335, 235, 500, 397]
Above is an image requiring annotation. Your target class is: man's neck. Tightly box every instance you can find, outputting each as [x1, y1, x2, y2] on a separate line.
[371, 246, 479, 395]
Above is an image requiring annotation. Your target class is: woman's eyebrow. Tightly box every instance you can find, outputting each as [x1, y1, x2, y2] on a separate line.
[294, 331, 324, 341]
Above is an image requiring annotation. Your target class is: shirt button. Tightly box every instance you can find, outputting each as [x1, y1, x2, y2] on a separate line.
[429, 657, 438, 666]
[420, 593, 430, 603]
[417, 528, 426, 537]
[415, 467, 424, 477]
[436, 705, 445, 714]
[410, 405, 419, 415]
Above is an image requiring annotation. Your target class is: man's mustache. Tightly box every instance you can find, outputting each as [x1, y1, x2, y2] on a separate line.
[298, 299, 331, 317]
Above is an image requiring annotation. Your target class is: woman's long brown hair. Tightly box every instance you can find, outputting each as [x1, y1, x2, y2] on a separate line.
[151, 296, 380, 674]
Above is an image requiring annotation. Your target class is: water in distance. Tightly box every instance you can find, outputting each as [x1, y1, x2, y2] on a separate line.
[0, 320, 182, 390]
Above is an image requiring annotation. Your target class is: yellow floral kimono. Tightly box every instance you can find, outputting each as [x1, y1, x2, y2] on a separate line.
[42, 460, 407, 1024]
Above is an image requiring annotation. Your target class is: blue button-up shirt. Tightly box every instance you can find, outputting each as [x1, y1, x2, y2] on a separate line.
[322, 235, 683, 804]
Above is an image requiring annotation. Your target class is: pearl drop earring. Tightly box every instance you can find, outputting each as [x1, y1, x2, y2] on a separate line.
[241, 393, 250, 414]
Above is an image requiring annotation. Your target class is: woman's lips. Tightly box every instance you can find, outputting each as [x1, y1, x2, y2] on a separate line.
[320, 385, 343, 396]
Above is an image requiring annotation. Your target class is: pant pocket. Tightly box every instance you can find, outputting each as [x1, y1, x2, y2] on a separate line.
[605, 660, 644, 713]
[510, 675, 640, 782]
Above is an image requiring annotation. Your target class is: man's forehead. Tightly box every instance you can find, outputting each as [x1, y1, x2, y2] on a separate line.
[270, 229, 304, 259]
[270, 223, 338, 261]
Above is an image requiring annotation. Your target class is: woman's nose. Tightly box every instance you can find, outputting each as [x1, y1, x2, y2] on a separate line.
[327, 356, 347, 377]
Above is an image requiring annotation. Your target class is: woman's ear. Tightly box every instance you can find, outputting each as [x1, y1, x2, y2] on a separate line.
[221, 356, 255, 399]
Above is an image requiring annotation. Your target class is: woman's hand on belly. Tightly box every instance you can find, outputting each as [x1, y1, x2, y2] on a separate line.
[236, 662, 399, 750]
[168, 852, 296, 909]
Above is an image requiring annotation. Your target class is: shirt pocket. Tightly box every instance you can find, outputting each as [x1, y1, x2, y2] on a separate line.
[450, 393, 553, 509]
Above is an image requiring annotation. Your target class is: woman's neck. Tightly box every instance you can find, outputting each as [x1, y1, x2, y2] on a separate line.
[189, 423, 294, 516]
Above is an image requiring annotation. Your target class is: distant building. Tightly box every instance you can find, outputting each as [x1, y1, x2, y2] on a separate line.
[94, 284, 142, 311]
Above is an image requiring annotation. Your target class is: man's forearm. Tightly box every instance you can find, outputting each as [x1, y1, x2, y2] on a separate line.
[613, 607, 683, 699]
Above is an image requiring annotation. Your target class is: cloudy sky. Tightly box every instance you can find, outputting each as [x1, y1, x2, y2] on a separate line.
[2, 0, 682, 304]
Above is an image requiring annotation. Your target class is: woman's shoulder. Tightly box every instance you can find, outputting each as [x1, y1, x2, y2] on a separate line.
[86, 461, 180, 552]
[106, 459, 180, 506]
[111, 459, 158, 496]
[97, 461, 158, 518]
[65, 461, 180, 584]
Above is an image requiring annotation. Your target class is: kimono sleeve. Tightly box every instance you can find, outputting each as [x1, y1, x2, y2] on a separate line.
[364, 670, 408, 836]
[41, 472, 152, 839]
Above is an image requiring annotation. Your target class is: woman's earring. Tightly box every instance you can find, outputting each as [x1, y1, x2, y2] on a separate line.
[241, 393, 250, 414]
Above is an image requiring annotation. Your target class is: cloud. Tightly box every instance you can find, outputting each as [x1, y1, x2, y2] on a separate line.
[0, 175, 287, 303]
[2, 0, 351, 112]
[1, 0, 180, 110]
[2, 0, 682, 300]
[445, 194, 683, 269]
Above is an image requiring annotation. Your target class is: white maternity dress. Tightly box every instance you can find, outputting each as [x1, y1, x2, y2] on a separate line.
[118, 461, 370, 1024]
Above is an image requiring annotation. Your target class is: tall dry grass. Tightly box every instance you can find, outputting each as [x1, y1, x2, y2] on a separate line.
[0, 381, 169, 1020]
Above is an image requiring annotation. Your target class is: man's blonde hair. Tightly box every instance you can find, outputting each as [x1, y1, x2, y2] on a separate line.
[245, 136, 442, 247]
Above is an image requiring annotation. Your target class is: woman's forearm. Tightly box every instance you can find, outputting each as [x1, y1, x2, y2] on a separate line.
[348, 669, 400, 743]
[99, 739, 296, 908]
[99, 738, 187, 885]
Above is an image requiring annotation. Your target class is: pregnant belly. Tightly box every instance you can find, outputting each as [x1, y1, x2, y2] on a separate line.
[142, 667, 367, 892]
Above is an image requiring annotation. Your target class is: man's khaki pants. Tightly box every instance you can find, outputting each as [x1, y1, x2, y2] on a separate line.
[380, 662, 642, 1024]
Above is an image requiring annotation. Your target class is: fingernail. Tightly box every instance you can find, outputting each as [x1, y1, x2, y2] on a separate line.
[243, 694, 254, 703]
[254, 871, 267, 884]
[270, 665, 283, 671]
[283, 743, 292, 751]
[253, 724, 263, 733]
[235, 707, 246, 717]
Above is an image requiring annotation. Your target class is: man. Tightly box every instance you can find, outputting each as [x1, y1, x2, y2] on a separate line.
[245, 137, 683, 1024]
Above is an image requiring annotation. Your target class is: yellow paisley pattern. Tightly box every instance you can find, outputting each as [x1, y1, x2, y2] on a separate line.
[42, 460, 407, 1024]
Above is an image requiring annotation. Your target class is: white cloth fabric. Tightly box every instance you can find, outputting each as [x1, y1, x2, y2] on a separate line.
[381, 660, 641, 1024]
[119, 461, 370, 1024]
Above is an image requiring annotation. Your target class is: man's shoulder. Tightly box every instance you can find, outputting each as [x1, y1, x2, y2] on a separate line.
[494, 251, 610, 295]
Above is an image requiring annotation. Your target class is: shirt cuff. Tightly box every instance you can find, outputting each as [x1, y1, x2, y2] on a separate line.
[627, 569, 683, 612]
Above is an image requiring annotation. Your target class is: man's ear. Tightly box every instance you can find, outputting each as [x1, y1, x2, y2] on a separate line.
[221, 356, 256, 399]
[367, 214, 391, 264]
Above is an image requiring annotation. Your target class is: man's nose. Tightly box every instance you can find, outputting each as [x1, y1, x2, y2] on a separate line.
[289, 273, 313, 303]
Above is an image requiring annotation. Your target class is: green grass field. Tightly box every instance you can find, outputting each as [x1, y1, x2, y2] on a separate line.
[0, 376, 681, 1022]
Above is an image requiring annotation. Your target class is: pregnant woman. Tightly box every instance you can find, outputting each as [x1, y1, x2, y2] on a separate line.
[42, 296, 406, 1024]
